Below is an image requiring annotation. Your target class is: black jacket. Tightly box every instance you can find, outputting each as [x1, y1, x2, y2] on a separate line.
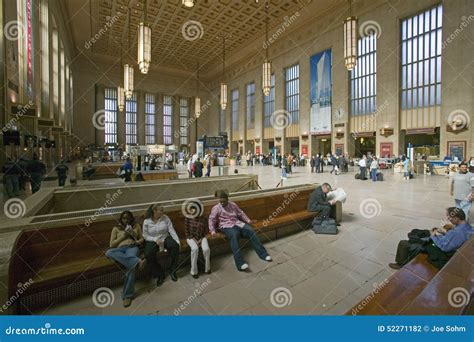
[307, 186, 330, 212]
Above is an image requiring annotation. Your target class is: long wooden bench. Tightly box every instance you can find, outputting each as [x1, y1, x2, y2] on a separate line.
[82, 163, 121, 180]
[9, 186, 342, 313]
[348, 236, 473, 315]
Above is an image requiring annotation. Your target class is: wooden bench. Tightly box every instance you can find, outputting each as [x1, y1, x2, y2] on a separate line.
[348, 236, 473, 315]
[82, 164, 119, 180]
[9, 186, 341, 313]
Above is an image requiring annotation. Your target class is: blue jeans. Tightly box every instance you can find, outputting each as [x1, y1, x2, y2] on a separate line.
[455, 199, 472, 222]
[106, 246, 140, 299]
[371, 169, 377, 182]
[222, 224, 269, 269]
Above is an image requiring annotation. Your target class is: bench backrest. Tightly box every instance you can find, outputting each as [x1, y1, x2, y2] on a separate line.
[9, 187, 315, 294]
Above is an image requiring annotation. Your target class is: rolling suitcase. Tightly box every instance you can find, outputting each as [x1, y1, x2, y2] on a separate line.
[355, 173, 360, 179]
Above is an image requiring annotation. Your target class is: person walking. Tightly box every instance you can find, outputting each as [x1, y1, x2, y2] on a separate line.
[358, 155, 367, 180]
[55, 160, 69, 186]
[205, 155, 212, 177]
[281, 155, 288, 180]
[2, 158, 20, 198]
[370, 157, 379, 182]
[193, 158, 204, 178]
[450, 162, 474, 221]
[310, 156, 316, 173]
[27, 154, 46, 194]
[315, 154, 321, 173]
[403, 156, 410, 180]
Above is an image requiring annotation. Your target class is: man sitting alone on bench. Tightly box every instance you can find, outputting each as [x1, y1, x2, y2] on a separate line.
[307, 183, 338, 223]
[209, 191, 272, 271]
[389, 207, 473, 270]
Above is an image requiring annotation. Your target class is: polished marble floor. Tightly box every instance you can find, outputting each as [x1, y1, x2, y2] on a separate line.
[33, 164, 458, 315]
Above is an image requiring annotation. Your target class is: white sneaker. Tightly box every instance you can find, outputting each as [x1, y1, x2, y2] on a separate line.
[240, 263, 249, 271]
[265, 256, 273, 262]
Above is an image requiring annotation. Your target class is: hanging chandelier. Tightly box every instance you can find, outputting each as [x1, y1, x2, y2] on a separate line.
[343, 0, 357, 70]
[220, 37, 227, 110]
[138, 0, 151, 74]
[262, 2, 271, 96]
[182, 0, 195, 7]
[195, 62, 201, 118]
[118, 42, 125, 111]
[118, 86, 125, 111]
[124, 11, 134, 99]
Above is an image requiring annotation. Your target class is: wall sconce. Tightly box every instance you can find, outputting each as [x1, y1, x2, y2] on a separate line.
[301, 134, 309, 140]
[238, 139, 243, 143]
[336, 132, 345, 139]
[255, 138, 261, 143]
[275, 137, 282, 142]
[380, 127, 394, 137]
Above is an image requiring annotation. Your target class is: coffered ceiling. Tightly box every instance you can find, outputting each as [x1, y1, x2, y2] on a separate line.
[64, 0, 331, 75]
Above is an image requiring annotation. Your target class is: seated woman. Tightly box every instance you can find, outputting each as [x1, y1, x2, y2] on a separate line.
[105, 210, 144, 308]
[185, 203, 211, 278]
[143, 205, 181, 285]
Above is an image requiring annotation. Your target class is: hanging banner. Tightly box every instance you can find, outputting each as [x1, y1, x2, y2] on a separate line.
[310, 49, 332, 135]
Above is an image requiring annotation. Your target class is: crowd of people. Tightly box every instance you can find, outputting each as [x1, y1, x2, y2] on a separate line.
[2, 154, 47, 198]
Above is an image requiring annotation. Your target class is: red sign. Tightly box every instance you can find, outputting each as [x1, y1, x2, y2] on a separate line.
[301, 145, 308, 156]
[256, 146, 261, 154]
[380, 142, 393, 158]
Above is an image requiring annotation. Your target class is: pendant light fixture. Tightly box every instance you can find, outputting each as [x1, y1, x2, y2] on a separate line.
[220, 37, 227, 110]
[117, 41, 125, 112]
[343, 0, 357, 70]
[195, 61, 201, 119]
[138, 0, 151, 74]
[182, 0, 195, 7]
[262, 1, 271, 96]
[124, 10, 134, 99]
